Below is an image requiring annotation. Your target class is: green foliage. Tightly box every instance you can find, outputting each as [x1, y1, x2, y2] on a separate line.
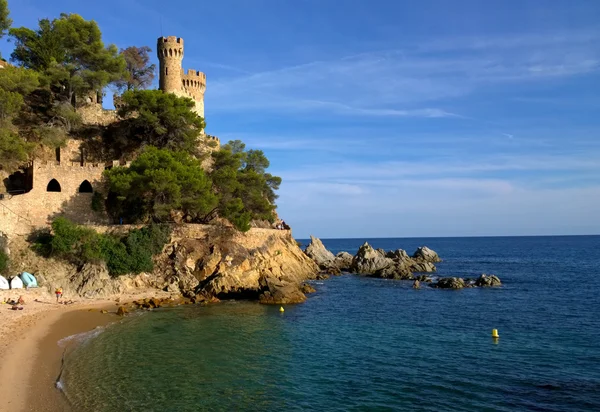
[9, 13, 126, 105]
[104, 146, 217, 223]
[91, 191, 105, 213]
[0, 0, 12, 39]
[113, 90, 205, 153]
[0, 128, 33, 171]
[0, 66, 39, 120]
[0, 249, 8, 273]
[33, 217, 171, 277]
[210, 141, 281, 231]
[115, 46, 156, 92]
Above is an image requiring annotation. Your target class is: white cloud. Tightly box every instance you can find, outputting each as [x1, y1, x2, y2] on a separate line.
[207, 29, 600, 117]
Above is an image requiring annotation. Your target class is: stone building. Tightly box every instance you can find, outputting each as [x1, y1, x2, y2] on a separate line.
[157, 36, 206, 119]
[0, 36, 219, 236]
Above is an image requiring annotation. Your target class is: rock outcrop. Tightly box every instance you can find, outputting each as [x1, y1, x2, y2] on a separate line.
[412, 246, 442, 263]
[434, 277, 466, 289]
[475, 274, 502, 287]
[334, 252, 353, 271]
[304, 235, 335, 269]
[154, 225, 319, 304]
[350, 242, 394, 274]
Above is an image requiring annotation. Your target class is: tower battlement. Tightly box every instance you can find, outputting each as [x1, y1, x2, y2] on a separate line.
[157, 36, 205, 119]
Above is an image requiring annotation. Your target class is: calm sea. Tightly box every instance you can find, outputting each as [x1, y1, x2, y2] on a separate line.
[61, 236, 600, 411]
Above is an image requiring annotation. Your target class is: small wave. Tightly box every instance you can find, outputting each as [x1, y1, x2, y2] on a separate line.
[58, 326, 106, 348]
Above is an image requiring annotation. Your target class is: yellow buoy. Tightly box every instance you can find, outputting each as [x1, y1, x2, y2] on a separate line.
[279, 306, 285, 313]
[492, 329, 500, 338]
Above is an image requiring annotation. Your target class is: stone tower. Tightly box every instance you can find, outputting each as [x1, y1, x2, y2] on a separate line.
[157, 36, 206, 119]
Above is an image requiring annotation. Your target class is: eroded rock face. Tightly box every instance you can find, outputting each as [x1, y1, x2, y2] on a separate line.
[259, 277, 307, 304]
[69, 263, 124, 298]
[351, 242, 395, 274]
[434, 277, 465, 289]
[334, 252, 353, 271]
[153, 227, 319, 303]
[475, 274, 502, 287]
[304, 235, 336, 269]
[412, 246, 442, 263]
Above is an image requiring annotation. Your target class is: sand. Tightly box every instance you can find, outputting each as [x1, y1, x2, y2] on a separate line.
[0, 288, 177, 412]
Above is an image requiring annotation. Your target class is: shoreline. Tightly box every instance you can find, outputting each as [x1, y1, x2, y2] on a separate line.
[0, 289, 176, 412]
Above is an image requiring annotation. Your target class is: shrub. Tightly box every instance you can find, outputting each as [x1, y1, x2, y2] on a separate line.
[33, 218, 171, 277]
[91, 191, 105, 213]
[0, 249, 8, 273]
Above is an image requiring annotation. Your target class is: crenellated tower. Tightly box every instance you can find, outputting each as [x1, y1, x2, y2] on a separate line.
[157, 36, 206, 119]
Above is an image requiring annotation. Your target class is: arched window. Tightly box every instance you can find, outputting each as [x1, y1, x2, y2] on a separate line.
[169, 49, 173, 57]
[79, 180, 93, 193]
[47, 179, 61, 192]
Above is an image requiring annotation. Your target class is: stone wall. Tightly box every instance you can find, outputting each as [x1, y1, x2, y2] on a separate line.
[0, 159, 110, 236]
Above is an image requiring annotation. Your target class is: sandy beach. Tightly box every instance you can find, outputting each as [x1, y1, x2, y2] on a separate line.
[0, 288, 176, 412]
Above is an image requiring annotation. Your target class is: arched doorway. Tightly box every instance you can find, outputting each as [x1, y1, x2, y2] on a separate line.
[79, 180, 93, 193]
[46, 179, 61, 192]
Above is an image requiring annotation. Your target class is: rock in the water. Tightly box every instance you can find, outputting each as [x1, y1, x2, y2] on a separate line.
[351, 242, 394, 274]
[304, 235, 336, 269]
[475, 274, 502, 287]
[413, 279, 421, 289]
[334, 252, 353, 271]
[373, 263, 413, 280]
[301, 283, 316, 294]
[386, 249, 409, 261]
[412, 246, 441, 263]
[325, 266, 342, 276]
[434, 277, 465, 289]
[409, 261, 437, 273]
[259, 278, 307, 304]
[116, 306, 128, 316]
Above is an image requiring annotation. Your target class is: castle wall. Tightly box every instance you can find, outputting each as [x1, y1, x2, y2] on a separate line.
[0, 160, 109, 236]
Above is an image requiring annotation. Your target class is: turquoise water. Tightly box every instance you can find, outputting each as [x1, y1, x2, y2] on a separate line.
[62, 236, 600, 411]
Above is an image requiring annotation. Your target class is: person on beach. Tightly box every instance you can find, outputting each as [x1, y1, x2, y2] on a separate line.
[55, 287, 63, 303]
[17, 295, 25, 305]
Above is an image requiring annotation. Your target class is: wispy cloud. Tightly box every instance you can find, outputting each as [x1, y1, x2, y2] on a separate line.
[207, 29, 600, 118]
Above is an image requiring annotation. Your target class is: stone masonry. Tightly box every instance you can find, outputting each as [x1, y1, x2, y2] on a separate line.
[0, 36, 220, 238]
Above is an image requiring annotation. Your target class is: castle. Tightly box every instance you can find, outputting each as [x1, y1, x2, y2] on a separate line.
[0, 36, 217, 236]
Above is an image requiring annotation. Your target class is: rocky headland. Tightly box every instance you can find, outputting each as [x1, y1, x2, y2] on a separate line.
[3, 225, 319, 306]
[302, 236, 502, 289]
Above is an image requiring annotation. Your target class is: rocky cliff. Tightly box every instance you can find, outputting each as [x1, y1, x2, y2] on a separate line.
[5, 225, 319, 304]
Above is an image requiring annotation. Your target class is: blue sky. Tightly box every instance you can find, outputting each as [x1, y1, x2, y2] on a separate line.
[2, 0, 600, 238]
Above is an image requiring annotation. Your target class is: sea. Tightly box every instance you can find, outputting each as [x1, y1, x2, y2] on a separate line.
[59, 236, 600, 411]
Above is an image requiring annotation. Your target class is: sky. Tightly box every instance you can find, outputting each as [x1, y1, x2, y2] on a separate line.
[2, 0, 600, 238]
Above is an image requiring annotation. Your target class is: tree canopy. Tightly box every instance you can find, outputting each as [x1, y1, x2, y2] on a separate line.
[115, 46, 156, 92]
[104, 147, 218, 223]
[9, 13, 126, 105]
[111, 89, 205, 154]
[210, 140, 281, 231]
[0, 0, 12, 40]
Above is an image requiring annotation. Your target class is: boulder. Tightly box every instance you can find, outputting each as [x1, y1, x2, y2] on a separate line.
[475, 274, 502, 287]
[116, 306, 128, 316]
[304, 236, 335, 269]
[259, 278, 307, 304]
[325, 266, 342, 276]
[412, 246, 441, 263]
[301, 283, 316, 294]
[413, 279, 421, 289]
[386, 249, 409, 261]
[373, 263, 413, 280]
[409, 261, 437, 273]
[351, 242, 394, 274]
[434, 277, 465, 289]
[334, 252, 353, 271]
[69, 263, 123, 298]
